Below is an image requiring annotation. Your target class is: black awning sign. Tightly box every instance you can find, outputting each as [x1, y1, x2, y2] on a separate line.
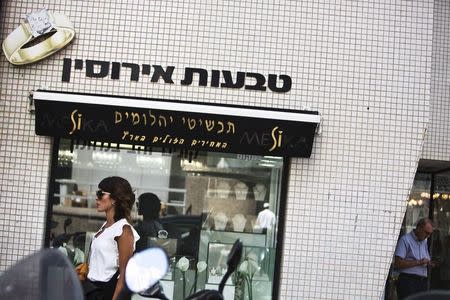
[34, 91, 320, 157]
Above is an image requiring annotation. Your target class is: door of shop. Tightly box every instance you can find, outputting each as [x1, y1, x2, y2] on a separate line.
[429, 171, 450, 289]
[386, 166, 450, 299]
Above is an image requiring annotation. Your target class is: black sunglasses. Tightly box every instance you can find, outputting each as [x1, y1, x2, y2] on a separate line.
[96, 190, 111, 198]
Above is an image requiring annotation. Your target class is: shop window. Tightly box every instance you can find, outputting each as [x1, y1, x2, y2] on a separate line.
[385, 173, 431, 300]
[46, 138, 286, 299]
[430, 171, 450, 289]
[403, 173, 432, 234]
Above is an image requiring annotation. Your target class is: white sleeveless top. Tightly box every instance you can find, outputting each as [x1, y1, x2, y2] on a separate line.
[87, 218, 140, 282]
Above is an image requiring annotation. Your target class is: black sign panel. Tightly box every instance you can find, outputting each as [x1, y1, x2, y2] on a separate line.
[34, 91, 320, 157]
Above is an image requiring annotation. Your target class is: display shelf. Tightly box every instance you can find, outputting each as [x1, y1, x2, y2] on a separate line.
[55, 178, 187, 193]
[52, 205, 140, 220]
[54, 178, 188, 212]
[184, 168, 270, 181]
[53, 193, 186, 207]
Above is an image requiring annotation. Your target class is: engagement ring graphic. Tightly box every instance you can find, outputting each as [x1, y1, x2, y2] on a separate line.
[2, 8, 75, 65]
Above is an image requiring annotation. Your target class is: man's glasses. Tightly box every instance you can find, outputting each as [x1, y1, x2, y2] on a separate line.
[96, 190, 111, 198]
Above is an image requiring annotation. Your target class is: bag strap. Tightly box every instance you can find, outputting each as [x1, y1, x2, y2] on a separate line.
[84, 231, 95, 263]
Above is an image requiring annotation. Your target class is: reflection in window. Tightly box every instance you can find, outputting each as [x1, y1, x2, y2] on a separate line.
[430, 172, 450, 289]
[403, 173, 431, 234]
[48, 139, 285, 299]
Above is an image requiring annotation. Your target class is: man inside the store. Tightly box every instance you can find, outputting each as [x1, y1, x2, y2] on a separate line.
[394, 217, 434, 299]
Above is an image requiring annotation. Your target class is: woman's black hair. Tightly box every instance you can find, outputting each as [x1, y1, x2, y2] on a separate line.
[98, 176, 135, 222]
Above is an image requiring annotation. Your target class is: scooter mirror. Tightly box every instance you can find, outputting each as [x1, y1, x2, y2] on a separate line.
[125, 247, 169, 293]
[0, 248, 83, 300]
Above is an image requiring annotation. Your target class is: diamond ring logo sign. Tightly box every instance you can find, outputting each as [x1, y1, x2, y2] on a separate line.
[2, 8, 75, 65]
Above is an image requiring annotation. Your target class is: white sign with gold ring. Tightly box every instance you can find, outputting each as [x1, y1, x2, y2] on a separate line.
[2, 8, 75, 65]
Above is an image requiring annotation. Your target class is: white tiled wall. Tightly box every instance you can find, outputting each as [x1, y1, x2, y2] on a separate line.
[0, 1, 434, 298]
[422, 0, 450, 160]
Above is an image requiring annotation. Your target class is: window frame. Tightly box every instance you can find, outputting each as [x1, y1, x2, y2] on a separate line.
[44, 137, 291, 300]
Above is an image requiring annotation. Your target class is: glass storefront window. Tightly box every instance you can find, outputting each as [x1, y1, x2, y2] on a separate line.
[387, 171, 450, 298]
[385, 173, 432, 299]
[403, 173, 431, 234]
[430, 171, 450, 289]
[47, 139, 285, 299]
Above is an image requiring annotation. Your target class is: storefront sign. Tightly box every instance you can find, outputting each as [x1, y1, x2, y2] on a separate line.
[34, 90, 320, 157]
[61, 58, 292, 93]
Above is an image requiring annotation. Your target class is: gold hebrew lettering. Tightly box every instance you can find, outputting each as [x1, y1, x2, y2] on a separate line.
[205, 120, 214, 131]
[226, 122, 235, 134]
[217, 121, 224, 133]
[188, 118, 196, 130]
[149, 110, 156, 125]
[131, 112, 140, 125]
[158, 116, 167, 127]
[115, 112, 122, 124]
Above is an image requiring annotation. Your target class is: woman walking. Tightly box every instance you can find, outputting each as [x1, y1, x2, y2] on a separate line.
[85, 176, 140, 300]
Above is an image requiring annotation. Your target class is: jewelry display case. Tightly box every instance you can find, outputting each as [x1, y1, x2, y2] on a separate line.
[206, 242, 235, 284]
[200, 241, 275, 300]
